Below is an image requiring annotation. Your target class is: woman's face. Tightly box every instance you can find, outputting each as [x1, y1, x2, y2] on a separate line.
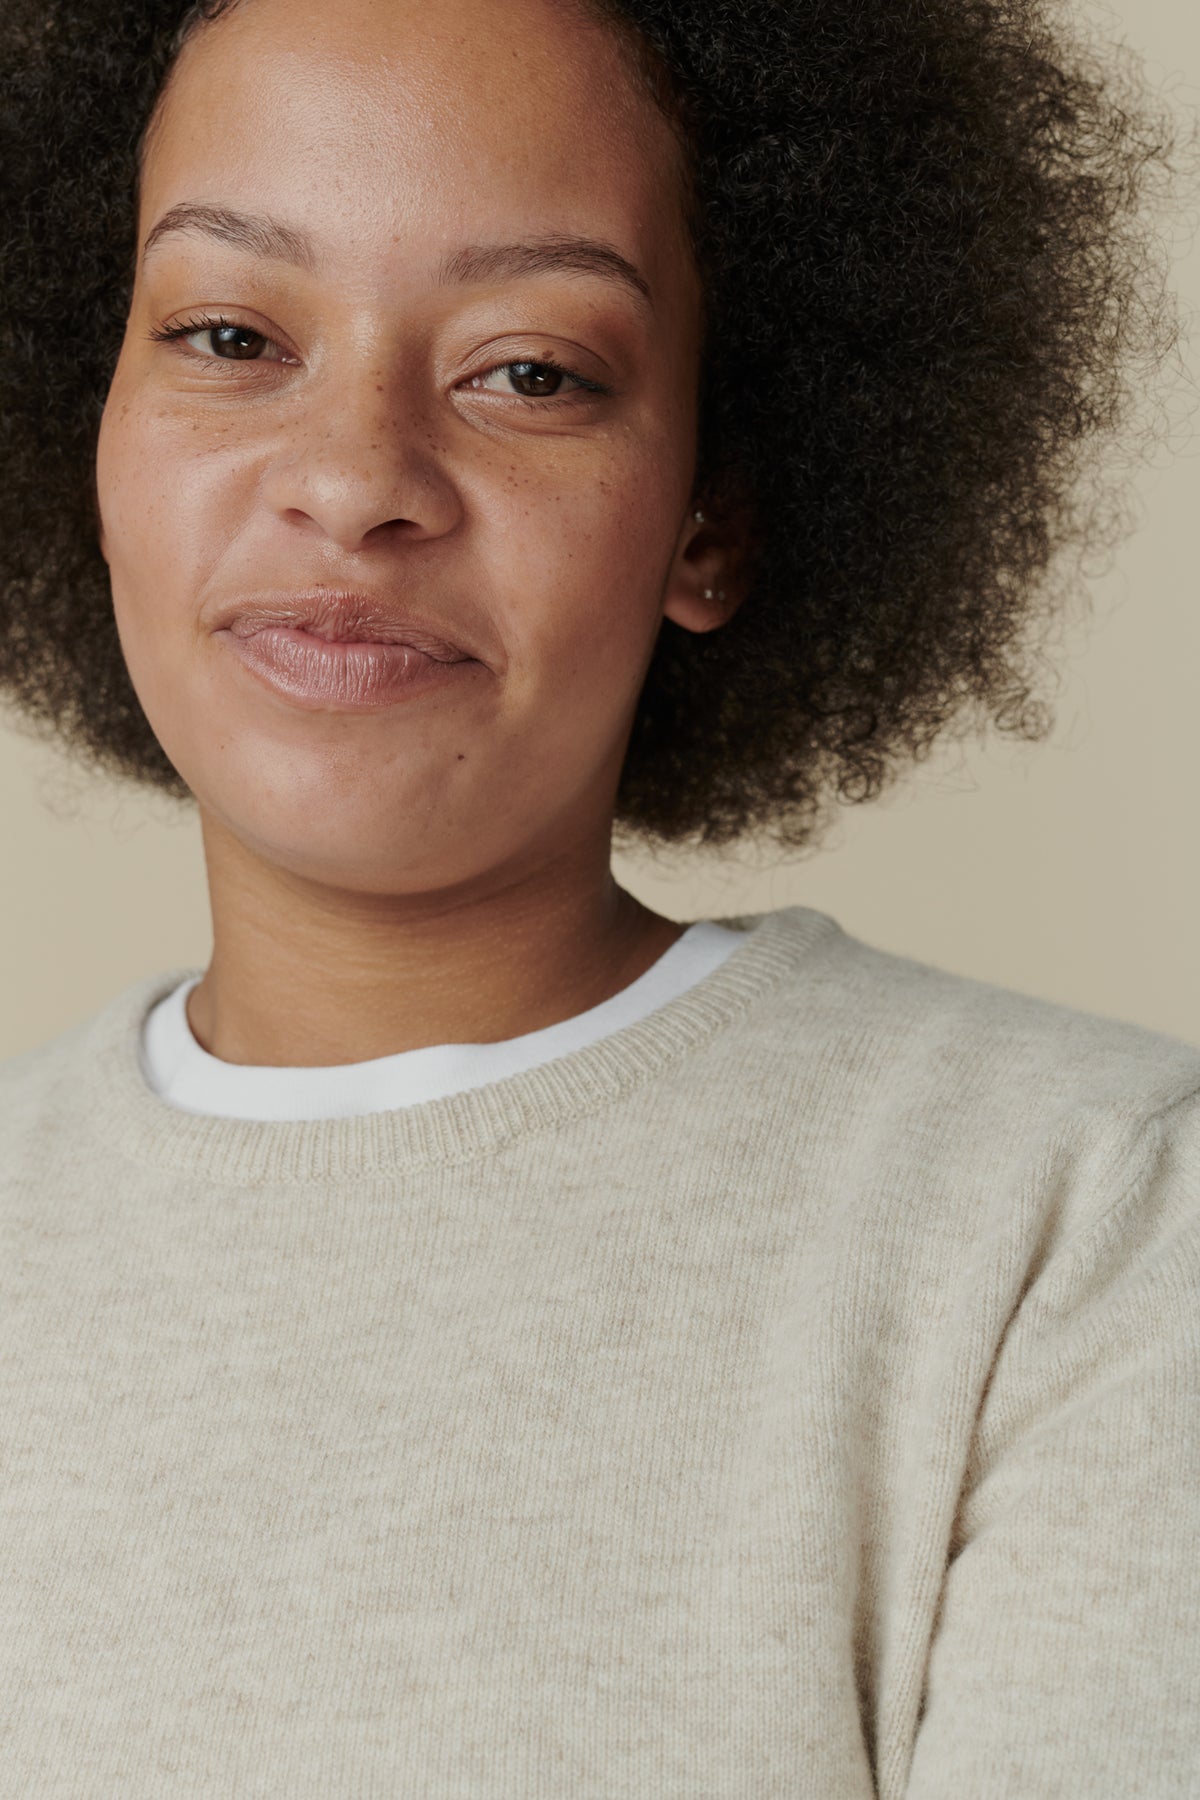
[96, 0, 719, 898]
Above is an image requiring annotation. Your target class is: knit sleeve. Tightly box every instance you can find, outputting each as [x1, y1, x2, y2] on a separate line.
[905, 1084, 1200, 1799]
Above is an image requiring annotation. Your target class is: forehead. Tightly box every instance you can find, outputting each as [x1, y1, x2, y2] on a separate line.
[141, 0, 694, 308]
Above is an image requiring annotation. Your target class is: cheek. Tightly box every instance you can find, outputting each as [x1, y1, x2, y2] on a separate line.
[487, 454, 680, 695]
[95, 396, 245, 750]
[96, 382, 240, 603]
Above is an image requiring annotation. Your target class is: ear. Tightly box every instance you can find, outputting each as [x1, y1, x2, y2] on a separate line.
[660, 502, 746, 635]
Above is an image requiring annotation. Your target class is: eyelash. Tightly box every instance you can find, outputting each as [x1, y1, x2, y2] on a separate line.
[145, 313, 613, 405]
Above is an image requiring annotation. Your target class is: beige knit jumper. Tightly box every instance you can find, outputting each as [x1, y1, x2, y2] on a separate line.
[2, 903, 1198, 1798]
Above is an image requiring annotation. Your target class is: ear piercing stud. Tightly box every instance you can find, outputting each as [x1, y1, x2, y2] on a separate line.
[694, 512, 724, 599]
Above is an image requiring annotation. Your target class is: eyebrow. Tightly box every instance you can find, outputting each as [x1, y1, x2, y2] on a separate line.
[140, 202, 653, 314]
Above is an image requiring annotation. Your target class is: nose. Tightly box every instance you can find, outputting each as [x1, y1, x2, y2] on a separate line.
[259, 370, 463, 552]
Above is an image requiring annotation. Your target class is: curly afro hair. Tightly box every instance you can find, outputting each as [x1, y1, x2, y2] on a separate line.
[1, 0, 1196, 853]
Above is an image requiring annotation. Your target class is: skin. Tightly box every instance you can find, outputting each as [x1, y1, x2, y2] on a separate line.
[95, 0, 744, 1068]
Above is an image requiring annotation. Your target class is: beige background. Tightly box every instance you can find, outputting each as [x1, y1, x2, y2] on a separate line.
[3, 0, 1198, 1060]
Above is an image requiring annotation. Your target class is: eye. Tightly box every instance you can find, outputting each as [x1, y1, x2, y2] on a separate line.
[146, 314, 291, 362]
[146, 321, 611, 402]
[464, 358, 610, 402]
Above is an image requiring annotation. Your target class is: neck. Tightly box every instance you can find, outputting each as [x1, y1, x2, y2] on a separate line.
[184, 817, 684, 1068]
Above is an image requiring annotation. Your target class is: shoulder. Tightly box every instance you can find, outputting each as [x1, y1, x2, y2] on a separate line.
[726, 904, 1200, 1222]
[739, 902, 1200, 1104]
[0, 969, 189, 1159]
[0, 1006, 103, 1174]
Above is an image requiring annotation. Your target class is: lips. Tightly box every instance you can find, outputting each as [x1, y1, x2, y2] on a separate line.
[216, 590, 474, 663]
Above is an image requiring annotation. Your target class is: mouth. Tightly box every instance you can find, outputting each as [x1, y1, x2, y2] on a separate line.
[219, 622, 483, 712]
[218, 591, 475, 663]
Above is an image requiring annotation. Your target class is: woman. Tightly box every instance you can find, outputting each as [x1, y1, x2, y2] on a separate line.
[1, 0, 1197, 1792]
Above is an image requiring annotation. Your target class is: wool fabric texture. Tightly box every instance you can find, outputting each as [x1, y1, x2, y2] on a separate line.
[2, 902, 1198, 1798]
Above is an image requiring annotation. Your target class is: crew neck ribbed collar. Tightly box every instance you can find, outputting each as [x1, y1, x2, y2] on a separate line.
[75, 904, 841, 1184]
